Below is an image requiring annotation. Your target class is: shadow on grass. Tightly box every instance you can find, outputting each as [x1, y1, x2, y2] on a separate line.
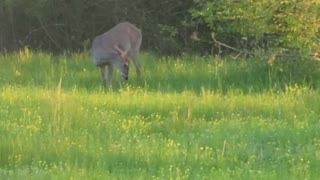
[125, 58, 320, 94]
[3, 52, 320, 94]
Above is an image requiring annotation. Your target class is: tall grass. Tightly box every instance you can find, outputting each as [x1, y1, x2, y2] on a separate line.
[0, 49, 320, 179]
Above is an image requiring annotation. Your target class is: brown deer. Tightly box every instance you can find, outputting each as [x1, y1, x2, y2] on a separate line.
[91, 22, 142, 86]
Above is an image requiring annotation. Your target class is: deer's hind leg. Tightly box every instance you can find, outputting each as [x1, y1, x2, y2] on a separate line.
[129, 50, 141, 77]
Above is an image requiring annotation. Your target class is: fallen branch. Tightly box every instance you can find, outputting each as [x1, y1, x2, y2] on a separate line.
[210, 32, 319, 61]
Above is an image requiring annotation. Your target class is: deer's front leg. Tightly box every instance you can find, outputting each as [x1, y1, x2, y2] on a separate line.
[100, 65, 113, 86]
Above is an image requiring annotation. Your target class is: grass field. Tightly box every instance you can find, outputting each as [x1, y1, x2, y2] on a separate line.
[0, 48, 320, 179]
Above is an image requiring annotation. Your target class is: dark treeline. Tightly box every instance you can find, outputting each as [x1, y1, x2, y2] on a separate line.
[0, 0, 319, 55]
[0, 0, 203, 54]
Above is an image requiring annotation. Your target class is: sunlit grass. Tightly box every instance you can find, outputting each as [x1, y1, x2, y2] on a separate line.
[0, 49, 320, 179]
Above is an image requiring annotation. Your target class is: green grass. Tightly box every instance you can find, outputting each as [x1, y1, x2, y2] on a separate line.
[0, 49, 320, 179]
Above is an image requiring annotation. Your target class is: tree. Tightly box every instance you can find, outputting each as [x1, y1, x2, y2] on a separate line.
[192, 0, 320, 55]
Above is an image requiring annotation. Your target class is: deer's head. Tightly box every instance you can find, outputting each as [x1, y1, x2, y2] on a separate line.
[114, 45, 129, 81]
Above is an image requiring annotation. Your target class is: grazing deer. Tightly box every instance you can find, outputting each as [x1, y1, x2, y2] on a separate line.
[91, 22, 142, 86]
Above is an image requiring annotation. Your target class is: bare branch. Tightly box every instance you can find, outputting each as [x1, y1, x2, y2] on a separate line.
[38, 18, 62, 50]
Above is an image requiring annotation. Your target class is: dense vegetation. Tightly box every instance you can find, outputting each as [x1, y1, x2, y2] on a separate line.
[0, 50, 320, 179]
[1, 0, 319, 56]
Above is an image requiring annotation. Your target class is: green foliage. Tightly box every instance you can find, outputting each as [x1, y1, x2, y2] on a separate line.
[192, 0, 320, 53]
[192, 0, 273, 35]
[0, 51, 320, 178]
[1, 0, 320, 55]
[272, 0, 320, 52]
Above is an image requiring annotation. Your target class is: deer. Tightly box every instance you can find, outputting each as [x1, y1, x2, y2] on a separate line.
[91, 22, 142, 86]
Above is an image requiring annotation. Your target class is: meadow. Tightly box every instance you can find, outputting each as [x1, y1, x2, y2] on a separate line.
[0, 48, 320, 179]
